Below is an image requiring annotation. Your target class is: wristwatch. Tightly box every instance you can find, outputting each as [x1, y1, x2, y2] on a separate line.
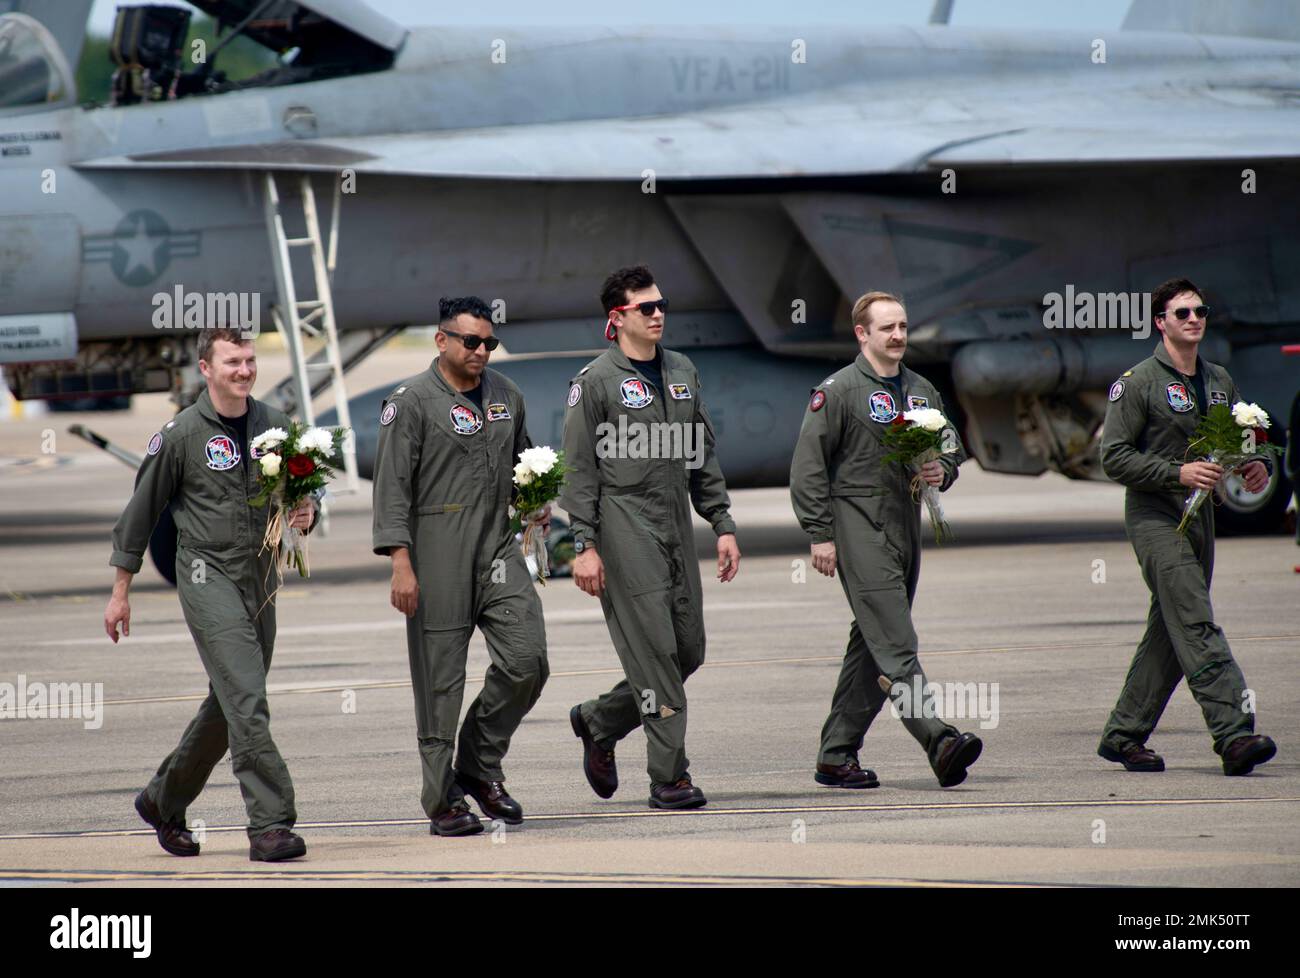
[574, 536, 594, 554]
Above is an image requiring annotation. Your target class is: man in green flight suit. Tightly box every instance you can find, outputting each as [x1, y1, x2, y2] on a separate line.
[105, 327, 317, 862]
[790, 291, 984, 789]
[1098, 277, 1276, 776]
[372, 296, 550, 836]
[563, 264, 741, 810]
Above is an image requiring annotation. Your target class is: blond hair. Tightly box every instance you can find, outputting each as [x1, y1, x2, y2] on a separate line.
[851, 291, 905, 333]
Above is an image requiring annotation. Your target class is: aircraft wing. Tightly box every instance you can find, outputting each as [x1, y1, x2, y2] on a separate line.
[74, 67, 1300, 180]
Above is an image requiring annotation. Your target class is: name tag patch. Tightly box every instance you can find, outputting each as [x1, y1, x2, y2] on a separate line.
[668, 383, 692, 400]
[906, 395, 929, 410]
[205, 434, 240, 471]
[1209, 390, 1228, 405]
[486, 402, 511, 422]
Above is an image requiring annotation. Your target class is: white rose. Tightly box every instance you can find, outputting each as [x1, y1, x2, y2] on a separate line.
[251, 427, 288, 452]
[513, 461, 535, 486]
[519, 445, 558, 476]
[298, 427, 335, 455]
[904, 408, 947, 432]
[259, 452, 282, 477]
[1231, 402, 1269, 428]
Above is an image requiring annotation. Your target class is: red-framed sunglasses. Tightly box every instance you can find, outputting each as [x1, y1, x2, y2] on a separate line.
[605, 298, 668, 340]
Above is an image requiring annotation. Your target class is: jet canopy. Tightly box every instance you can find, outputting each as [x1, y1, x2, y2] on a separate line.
[0, 13, 75, 112]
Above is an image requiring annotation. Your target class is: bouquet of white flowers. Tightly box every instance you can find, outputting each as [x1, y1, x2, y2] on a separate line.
[511, 445, 568, 583]
[249, 421, 349, 583]
[1176, 402, 1280, 535]
[880, 407, 958, 544]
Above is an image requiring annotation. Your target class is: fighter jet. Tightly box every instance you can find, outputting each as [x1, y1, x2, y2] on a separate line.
[2, 0, 1297, 578]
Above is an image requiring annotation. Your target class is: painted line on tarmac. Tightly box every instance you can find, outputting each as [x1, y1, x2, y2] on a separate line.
[32, 600, 834, 648]
[0, 867, 1057, 887]
[96, 633, 1299, 707]
[3, 796, 1296, 843]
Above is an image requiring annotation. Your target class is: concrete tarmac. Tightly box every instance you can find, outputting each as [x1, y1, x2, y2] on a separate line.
[1, 374, 1296, 888]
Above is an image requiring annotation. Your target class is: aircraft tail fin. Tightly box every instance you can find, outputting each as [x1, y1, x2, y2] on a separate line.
[0, 0, 94, 67]
[1122, 0, 1300, 43]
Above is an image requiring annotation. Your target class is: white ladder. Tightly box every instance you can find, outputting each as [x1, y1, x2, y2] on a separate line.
[262, 172, 359, 494]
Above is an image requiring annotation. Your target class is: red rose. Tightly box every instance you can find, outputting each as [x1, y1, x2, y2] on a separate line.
[891, 416, 907, 427]
[1254, 428, 1269, 445]
[286, 455, 316, 477]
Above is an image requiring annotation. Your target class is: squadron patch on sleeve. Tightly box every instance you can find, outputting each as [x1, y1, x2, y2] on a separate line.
[380, 402, 397, 426]
[1108, 380, 1125, 402]
[810, 390, 826, 412]
[146, 432, 163, 456]
[567, 383, 582, 408]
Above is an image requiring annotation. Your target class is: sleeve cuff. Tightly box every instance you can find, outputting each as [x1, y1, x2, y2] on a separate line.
[712, 517, 737, 537]
[809, 529, 835, 544]
[568, 516, 597, 542]
[110, 551, 144, 574]
[372, 533, 411, 556]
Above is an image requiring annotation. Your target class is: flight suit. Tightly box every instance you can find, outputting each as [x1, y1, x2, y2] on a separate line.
[560, 345, 735, 787]
[789, 354, 966, 769]
[1289, 392, 1300, 548]
[1099, 342, 1255, 755]
[110, 388, 304, 838]
[372, 361, 549, 818]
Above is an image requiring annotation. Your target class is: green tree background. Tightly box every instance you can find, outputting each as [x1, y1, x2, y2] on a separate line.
[75, 13, 278, 105]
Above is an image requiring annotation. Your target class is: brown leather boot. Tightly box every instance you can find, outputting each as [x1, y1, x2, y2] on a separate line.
[1098, 742, 1165, 772]
[134, 790, 199, 857]
[571, 705, 617, 799]
[248, 828, 306, 862]
[649, 776, 707, 810]
[814, 759, 880, 788]
[932, 732, 983, 787]
[430, 801, 485, 837]
[455, 771, 523, 824]
[1222, 735, 1276, 776]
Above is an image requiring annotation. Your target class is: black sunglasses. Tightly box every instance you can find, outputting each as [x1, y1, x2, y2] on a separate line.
[612, 298, 669, 317]
[1160, 305, 1210, 321]
[441, 328, 499, 351]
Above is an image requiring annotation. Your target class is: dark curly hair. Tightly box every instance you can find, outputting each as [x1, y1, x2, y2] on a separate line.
[600, 265, 656, 315]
